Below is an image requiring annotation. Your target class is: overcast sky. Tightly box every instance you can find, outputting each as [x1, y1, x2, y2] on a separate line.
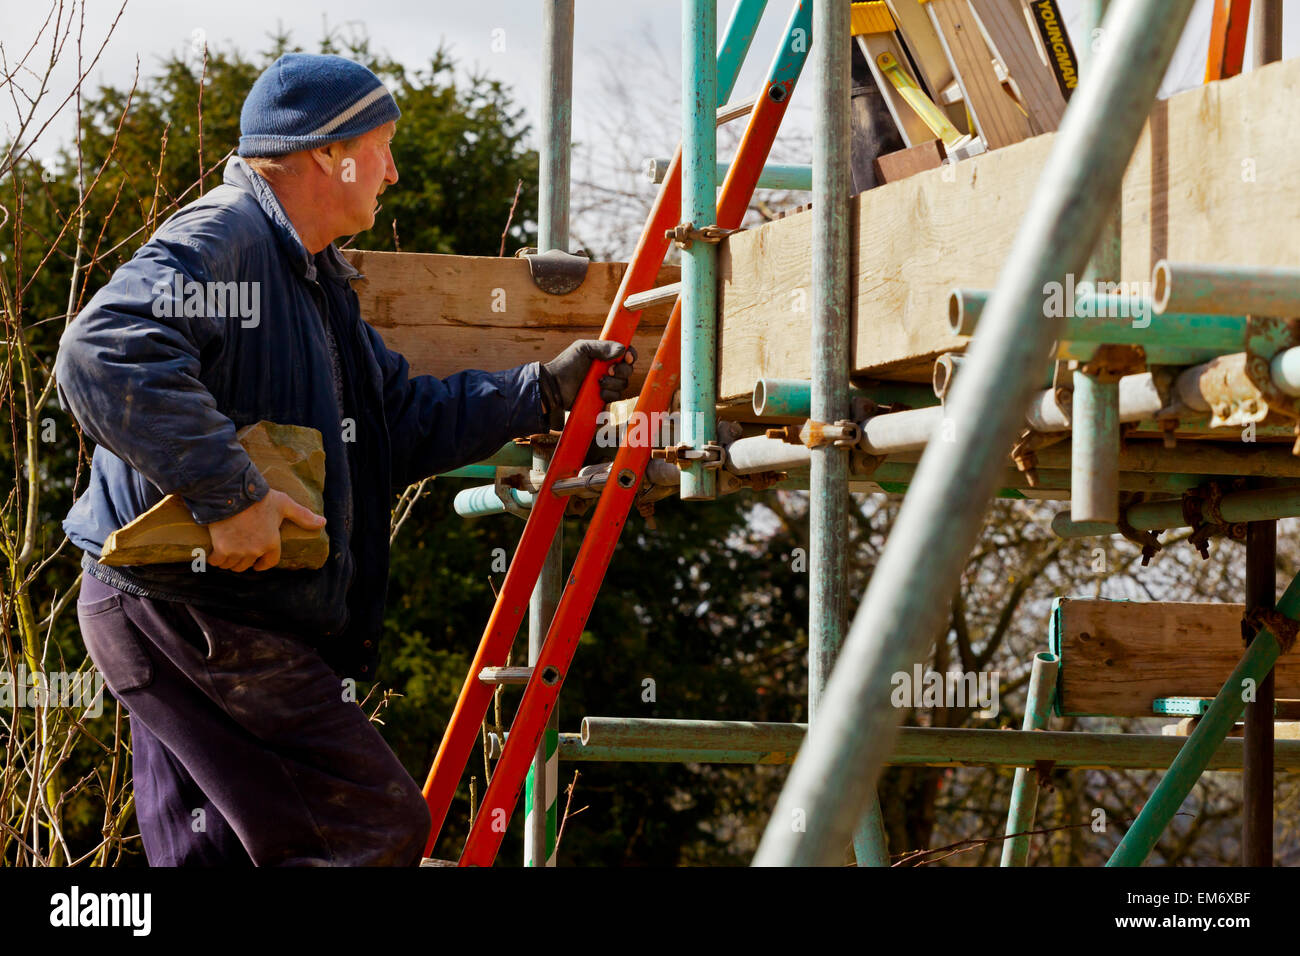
[3, 0, 1296, 169]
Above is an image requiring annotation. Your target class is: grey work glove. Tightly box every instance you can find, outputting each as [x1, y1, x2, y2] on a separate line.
[540, 339, 637, 429]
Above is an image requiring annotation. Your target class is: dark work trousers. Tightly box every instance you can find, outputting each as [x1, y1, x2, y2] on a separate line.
[75, 571, 431, 866]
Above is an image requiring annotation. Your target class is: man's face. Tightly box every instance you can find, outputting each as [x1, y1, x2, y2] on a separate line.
[333, 121, 398, 235]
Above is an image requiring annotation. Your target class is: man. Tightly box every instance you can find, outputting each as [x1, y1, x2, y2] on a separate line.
[55, 53, 633, 866]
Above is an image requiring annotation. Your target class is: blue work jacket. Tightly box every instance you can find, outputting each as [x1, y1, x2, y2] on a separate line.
[56, 157, 546, 678]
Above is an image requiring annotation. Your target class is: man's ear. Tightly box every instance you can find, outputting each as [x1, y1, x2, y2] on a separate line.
[308, 143, 342, 177]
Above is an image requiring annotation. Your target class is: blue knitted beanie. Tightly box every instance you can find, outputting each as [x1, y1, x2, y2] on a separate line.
[238, 53, 401, 158]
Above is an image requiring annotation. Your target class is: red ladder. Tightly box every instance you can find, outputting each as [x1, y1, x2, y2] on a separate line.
[1204, 0, 1251, 82]
[422, 4, 810, 866]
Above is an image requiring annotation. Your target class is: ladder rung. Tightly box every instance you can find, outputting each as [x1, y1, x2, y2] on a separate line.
[478, 666, 534, 685]
[623, 282, 681, 312]
[716, 96, 757, 126]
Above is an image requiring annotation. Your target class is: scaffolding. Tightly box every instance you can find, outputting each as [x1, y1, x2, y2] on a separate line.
[421, 0, 1299, 867]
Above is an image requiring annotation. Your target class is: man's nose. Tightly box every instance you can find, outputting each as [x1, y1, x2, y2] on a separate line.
[385, 147, 398, 186]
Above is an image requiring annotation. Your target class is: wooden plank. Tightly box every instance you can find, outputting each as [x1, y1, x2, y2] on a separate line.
[1051, 599, 1300, 718]
[925, 0, 1032, 149]
[969, 0, 1067, 133]
[1118, 57, 1300, 285]
[715, 54, 1300, 401]
[1166, 718, 1300, 739]
[874, 139, 947, 184]
[718, 207, 817, 399]
[718, 131, 1054, 396]
[345, 251, 676, 394]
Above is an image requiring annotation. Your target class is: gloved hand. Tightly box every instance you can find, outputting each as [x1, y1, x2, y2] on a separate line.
[540, 340, 637, 429]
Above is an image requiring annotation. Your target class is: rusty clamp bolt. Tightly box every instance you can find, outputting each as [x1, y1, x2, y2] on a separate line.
[765, 425, 804, 445]
[1182, 481, 1235, 560]
[746, 470, 787, 492]
[1012, 447, 1040, 488]
[717, 469, 787, 497]
[1158, 417, 1179, 450]
[636, 499, 657, 530]
[1078, 344, 1143, 382]
[800, 419, 861, 449]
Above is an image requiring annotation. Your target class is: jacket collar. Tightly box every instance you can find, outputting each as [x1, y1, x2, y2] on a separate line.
[222, 157, 363, 285]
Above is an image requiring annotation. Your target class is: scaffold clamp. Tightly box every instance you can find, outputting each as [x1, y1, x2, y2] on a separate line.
[665, 221, 740, 249]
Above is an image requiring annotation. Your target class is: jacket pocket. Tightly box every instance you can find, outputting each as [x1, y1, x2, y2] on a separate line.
[77, 593, 155, 695]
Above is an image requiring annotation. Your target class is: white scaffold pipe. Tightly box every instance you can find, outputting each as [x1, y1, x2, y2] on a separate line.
[1153, 261, 1300, 319]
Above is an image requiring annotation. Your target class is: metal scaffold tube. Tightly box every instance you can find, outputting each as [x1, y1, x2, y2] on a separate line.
[753, 377, 937, 417]
[680, 0, 719, 500]
[1244, 515, 1275, 867]
[645, 157, 812, 191]
[1000, 652, 1059, 866]
[1052, 484, 1300, 538]
[1254, 0, 1282, 67]
[810, 0, 887, 868]
[1071, 0, 1121, 524]
[672, 0, 767, 501]
[570, 718, 1300, 770]
[460, 445, 1288, 521]
[526, 442, 561, 867]
[1071, 368, 1119, 522]
[754, 0, 1197, 867]
[537, 0, 573, 254]
[1153, 261, 1300, 318]
[525, 0, 574, 869]
[1244, 45, 1286, 866]
[950, 288, 1250, 354]
[455, 483, 534, 516]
